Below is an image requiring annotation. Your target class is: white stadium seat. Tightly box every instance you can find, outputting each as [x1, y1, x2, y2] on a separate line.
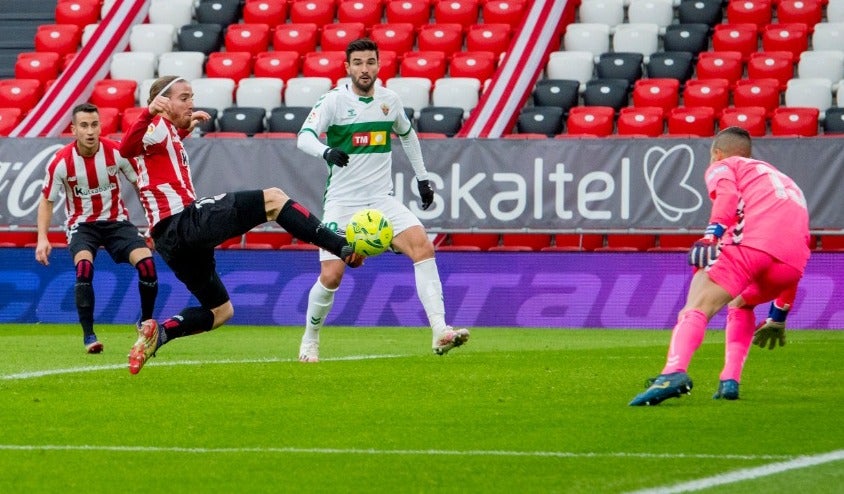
[612, 23, 660, 62]
[191, 77, 236, 114]
[797, 50, 844, 87]
[149, 0, 195, 32]
[110, 52, 157, 87]
[236, 77, 284, 114]
[432, 77, 481, 118]
[129, 24, 175, 56]
[811, 23, 844, 52]
[578, 0, 625, 32]
[545, 51, 595, 88]
[785, 78, 833, 117]
[386, 77, 432, 118]
[283, 77, 332, 107]
[157, 51, 206, 81]
[563, 23, 611, 60]
[627, 0, 674, 34]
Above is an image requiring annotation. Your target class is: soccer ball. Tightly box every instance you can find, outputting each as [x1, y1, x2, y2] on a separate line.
[345, 208, 393, 257]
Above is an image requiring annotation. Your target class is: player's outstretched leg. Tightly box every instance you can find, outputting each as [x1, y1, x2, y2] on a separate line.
[628, 372, 693, 406]
[128, 319, 160, 375]
[433, 327, 470, 355]
[713, 379, 740, 400]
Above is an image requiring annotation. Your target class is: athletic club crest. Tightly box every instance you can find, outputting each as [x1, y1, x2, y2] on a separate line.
[106, 165, 118, 176]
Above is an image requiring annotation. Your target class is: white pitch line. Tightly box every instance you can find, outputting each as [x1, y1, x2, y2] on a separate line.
[0, 354, 407, 381]
[0, 444, 798, 461]
[626, 449, 844, 494]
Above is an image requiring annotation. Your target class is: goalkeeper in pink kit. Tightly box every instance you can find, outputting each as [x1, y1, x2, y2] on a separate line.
[629, 127, 810, 406]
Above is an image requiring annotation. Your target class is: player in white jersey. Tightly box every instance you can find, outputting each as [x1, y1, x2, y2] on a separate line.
[296, 38, 469, 361]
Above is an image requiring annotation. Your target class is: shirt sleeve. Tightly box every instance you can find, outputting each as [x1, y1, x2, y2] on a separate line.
[705, 160, 740, 227]
[42, 153, 65, 202]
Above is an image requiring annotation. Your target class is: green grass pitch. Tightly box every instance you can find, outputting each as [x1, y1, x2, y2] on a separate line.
[0, 324, 842, 493]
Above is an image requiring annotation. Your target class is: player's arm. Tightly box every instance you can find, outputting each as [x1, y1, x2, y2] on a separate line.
[296, 98, 348, 167]
[120, 108, 155, 158]
[397, 127, 434, 210]
[35, 196, 54, 266]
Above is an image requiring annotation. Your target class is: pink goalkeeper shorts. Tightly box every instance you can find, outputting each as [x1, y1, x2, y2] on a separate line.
[707, 244, 803, 306]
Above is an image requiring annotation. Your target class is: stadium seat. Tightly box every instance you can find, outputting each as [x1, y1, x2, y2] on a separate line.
[418, 24, 464, 58]
[466, 23, 511, 55]
[191, 77, 236, 114]
[797, 51, 844, 86]
[242, 230, 294, 248]
[566, 106, 615, 136]
[243, 0, 287, 27]
[770, 106, 819, 135]
[596, 234, 657, 251]
[823, 107, 844, 134]
[386, 0, 432, 27]
[831, 0, 844, 22]
[0, 107, 22, 136]
[400, 51, 448, 84]
[582, 78, 629, 111]
[719, 106, 768, 136]
[236, 77, 283, 114]
[761, 23, 809, 60]
[532, 79, 580, 113]
[440, 233, 500, 251]
[284, 77, 332, 107]
[432, 77, 481, 117]
[302, 51, 347, 81]
[434, 0, 481, 30]
[650, 234, 699, 251]
[109, 52, 156, 87]
[149, 0, 195, 31]
[726, 0, 772, 29]
[205, 52, 253, 82]
[516, 106, 564, 136]
[338, 1, 384, 27]
[218, 106, 266, 135]
[177, 24, 224, 55]
[35, 24, 81, 55]
[370, 23, 416, 55]
[627, 0, 674, 33]
[646, 51, 695, 83]
[14, 52, 60, 88]
[203, 131, 248, 138]
[632, 78, 680, 113]
[289, 0, 336, 25]
[55, 1, 100, 29]
[157, 51, 206, 82]
[732, 78, 781, 116]
[489, 234, 552, 251]
[667, 106, 716, 136]
[89, 79, 137, 112]
[747, 51, 795, 90]
[677, 0, 723, 26]
[811, 22, 844, 52]
[386, 77, 432, 118]
[224, 23, 271, 57]
[196, 0, 242, 26]
[563, 23, 611, 59]
[192, 106, 218, 134]
[129, 24, 174, 57]
[616, 106, 664, 136]
[449, 51, 496, 82]
[482, 0, 527, 28]
[542, 233, 604, 251]
[612, 23, 660, 61]
[662, 24, 710, 55]
[138, 79, 156, 106]
[596, 52, 644, 86]
[784, 78, 833, 115]
[545, 51, 595, 88]
[712, 23, 759, 61]
[696, 51, 745, 87]
[321, 22, 367, 52]
[273, 23, 319, 56]
[578, 0, 625, 31]
[253, 51, 300, 81]
[376, 50, 399, 81]
[94, 106, 120, 135]
[268, 106, 311, 133]
[417, 106, 464, 137]
[682, 78, 730, 116]
[776, 0, 823, 29]
[121, 106, 147, 133]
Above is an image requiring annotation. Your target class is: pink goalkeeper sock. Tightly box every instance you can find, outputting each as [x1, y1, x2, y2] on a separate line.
[662, 309, 708, 374]
[720, 306, 756, 382]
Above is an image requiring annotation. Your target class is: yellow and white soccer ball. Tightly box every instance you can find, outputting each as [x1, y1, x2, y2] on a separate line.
[345, 208, 394, 257]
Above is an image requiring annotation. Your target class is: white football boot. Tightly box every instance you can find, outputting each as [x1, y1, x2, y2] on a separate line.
[298, 338, 320, 363]
[433, 326, 470, 355]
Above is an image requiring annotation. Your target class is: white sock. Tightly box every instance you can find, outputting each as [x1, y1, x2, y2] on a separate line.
[304, 279, 336, 341]
[414, 258, 447, 334]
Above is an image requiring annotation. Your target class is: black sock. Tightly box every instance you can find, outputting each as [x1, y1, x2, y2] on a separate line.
[135, 256, 158, 321]
[160, 307, 215, 344]
[276, 199, 346, 257]
[75, 260, 95, 337]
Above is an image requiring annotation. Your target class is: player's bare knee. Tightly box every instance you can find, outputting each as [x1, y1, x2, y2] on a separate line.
[319, 261, 346, 288]
[211, 302, 234, 328]
[263, 187, 290, 219]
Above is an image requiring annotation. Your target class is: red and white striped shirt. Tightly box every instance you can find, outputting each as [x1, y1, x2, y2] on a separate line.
[120, 108, 195, 230]
[42, 138, 137, 230]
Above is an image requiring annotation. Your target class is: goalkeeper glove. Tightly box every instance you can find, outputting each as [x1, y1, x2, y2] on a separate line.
[753, 318, 787, 349]
[688, 223, 725, 268]
[417, 179, 434, 210]
[323, 147, 349, 167]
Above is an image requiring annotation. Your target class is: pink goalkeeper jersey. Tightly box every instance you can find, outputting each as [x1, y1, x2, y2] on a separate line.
[704, 156, 810, 272]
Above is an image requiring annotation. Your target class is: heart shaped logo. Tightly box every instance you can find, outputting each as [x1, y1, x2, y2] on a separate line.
[643, 144, 703, 222]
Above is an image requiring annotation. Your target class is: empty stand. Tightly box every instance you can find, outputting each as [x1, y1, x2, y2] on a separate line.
[14, 52, 61, 88]
[158, 51, 206, 81]
[268, 106, 311, 133]
[746, 51, 794, 89]
[109, 52, 156, 87]
[490, 234, 552, 251]
[616, 106, 664, 136]
[400, 51, 448, 84]
[563, 23, 611, 59]
[434, 0, 481, 30]
[290, 0, 336, 25]
[545, 51, 595, 88]
[823, 107, 844, 134]
[777, 0, 823, 28]
[302, 51, 347, 81]
[831, 0, 844, 22]
[432, 77, 481, 117]
[56, 1, 101, 28]
[646, 51, 695, 83]
[35, 24, 81, 55]
[243, 0, 288, 27]
[612, 23, 660, 61]
[177, 24, 223, 55]
[682, 78, 730, 116]
[121, 106, 147, 133]
[712, 23, 758, 61]
[732, 78, 781, 116]
[449, 51, 496, 81]
[193, 106, 218, 134]
[667, 106, 716, 136]
[191, 78, 236, 114]
[386, 77, 432, 117]
[218, 107, 266, 135]
[770, 107, 819, 136]
[254, 51, 301, 81]
[205, 51, 253, 82]
[416, 106, 464, 137]
[0, 107, 22, 136]
[532, 79, 580, 112]
[89, 79, 137, 112]
[578, 0, 625, 31]
[466, 23, 511, 55]
[273, 23, 319, 55]
[321, 22, 367, 52]
[440, 233, 500, 251]
[224, 23, 270, 57]
[719, 106, 768, 136]
[812, 22, 844, 52]
[566, 106, 615, 136]
[338, 1, 384, 27]
[418, 23, 464, 57]
[149, 0, 195, 31]
[726, 0, 772, 29]
[677, 0, 723, 26]
[632, 78, 680, 113]
[784, 78, 833, 115]
[386, 0, 432, 27]
[761, 23, 808, 60]
[516, 106, 565, 136]
[596, 52, 644, 85]
[376, 50, 399, 81]
[543, 234, 604, 251]
[482, 0, 527, 28]
[582, 78, 629, 111]
[627, 0, 674, 32]
[696, 51, 744, 86]
[662, 24, 710, 55]
[236, 77, 284, 114]
[650, 234, 699, 251]
[129, 24, 174, 56]
[596, 234, 657, 251]
[80, 23, 99, 48]
[284, 77, 332, 107]
[94, 106, 120, 136]
[370, 23, 416, 55]
[797, 51, 844, 86]
[196, 0, 242, 26]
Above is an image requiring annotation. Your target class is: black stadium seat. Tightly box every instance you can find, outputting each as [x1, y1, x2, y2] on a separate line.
[663, 24, 710, 55]
[647, 51, 696, 83]
[596, 52, 644, 86]
[533, 79, 580, 113]
[268, 106, 311, 133]
[417, 106, 464, 136]
[582, 78, 629, 112]
[193, 106, 218, 134]
[677, 0, 723, 26]
[517, 106, 564, 136]
[823, 108, 844, 134]
[196, 0, 242, 27]
[177, 23, 224, 55]
[218, 107, 266, 136]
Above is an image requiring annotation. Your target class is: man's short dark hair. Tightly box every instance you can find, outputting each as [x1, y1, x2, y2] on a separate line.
[712, 126, 752, 158]
[346, 38, 379, 62]
[71, 103, 98, 123]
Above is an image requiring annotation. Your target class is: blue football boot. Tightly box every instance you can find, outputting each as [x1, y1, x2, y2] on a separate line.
[713, 379, 740, 400]
[629, 372, 693, 406]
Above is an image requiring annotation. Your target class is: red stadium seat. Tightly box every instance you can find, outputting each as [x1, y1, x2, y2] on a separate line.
[206, 52, 253, 82]
[55, 1, 101, 28]
[726, 0, 773, 29]
[732, 78, 781, 116]
[273, 23, 319, 56]
[682, 78, 730, 116]
[719, 106, 768, 136]
[0, 107, 23, 136]
[776, 0, 823, 30]
[121, 106, 147, 133]
[338, 0, 384, 27]
[566, 106, 615, 136]
[254, 51, 301, 81]
[35, 24, 82, 56]
[378, 50, 399, 80]
[770, 106, 819, 136]
[440, 233, 500, 251]
[482, 0, 528, 28]
[632, 78, 680, 113]
[386, 0, 432, 28]
[489, 234, 552, 251]
[617, 106, 664, 137]
[401, 51, 448, 83]
[95, 106, 120, 135]
[667, 106, 716, 136]
[302, 51, 348, 81]
[542, 234, 604, 251]
[243, 0, 289, 27]
[466, 23, 511, 55]
[0, 79, 43, 114]
[746, 51, 795, 90]
[321, 23, 366, 52]
[449, 51, 496, 81]
[596, 234, 657, 251]
[225, 23, 271, 57]
[15, 52, 61, 88]
[89, 80, 137, 112]
[434, 0, 481, 30]
[289, 0, 336, 25]
[418, 24, 464, 57]
[243, 231, 294, 248]
[696, 51, 745, 87]
[712, 23, 759, 60]
[370, 23, 416, 55]
[650, 234, 700, 251]
[761, 23, 809, 60]
[204, 131, 249, 138]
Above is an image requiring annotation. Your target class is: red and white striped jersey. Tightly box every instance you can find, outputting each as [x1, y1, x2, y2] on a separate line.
[42, 138, 137, 230]
[119, 108, 195, 230]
